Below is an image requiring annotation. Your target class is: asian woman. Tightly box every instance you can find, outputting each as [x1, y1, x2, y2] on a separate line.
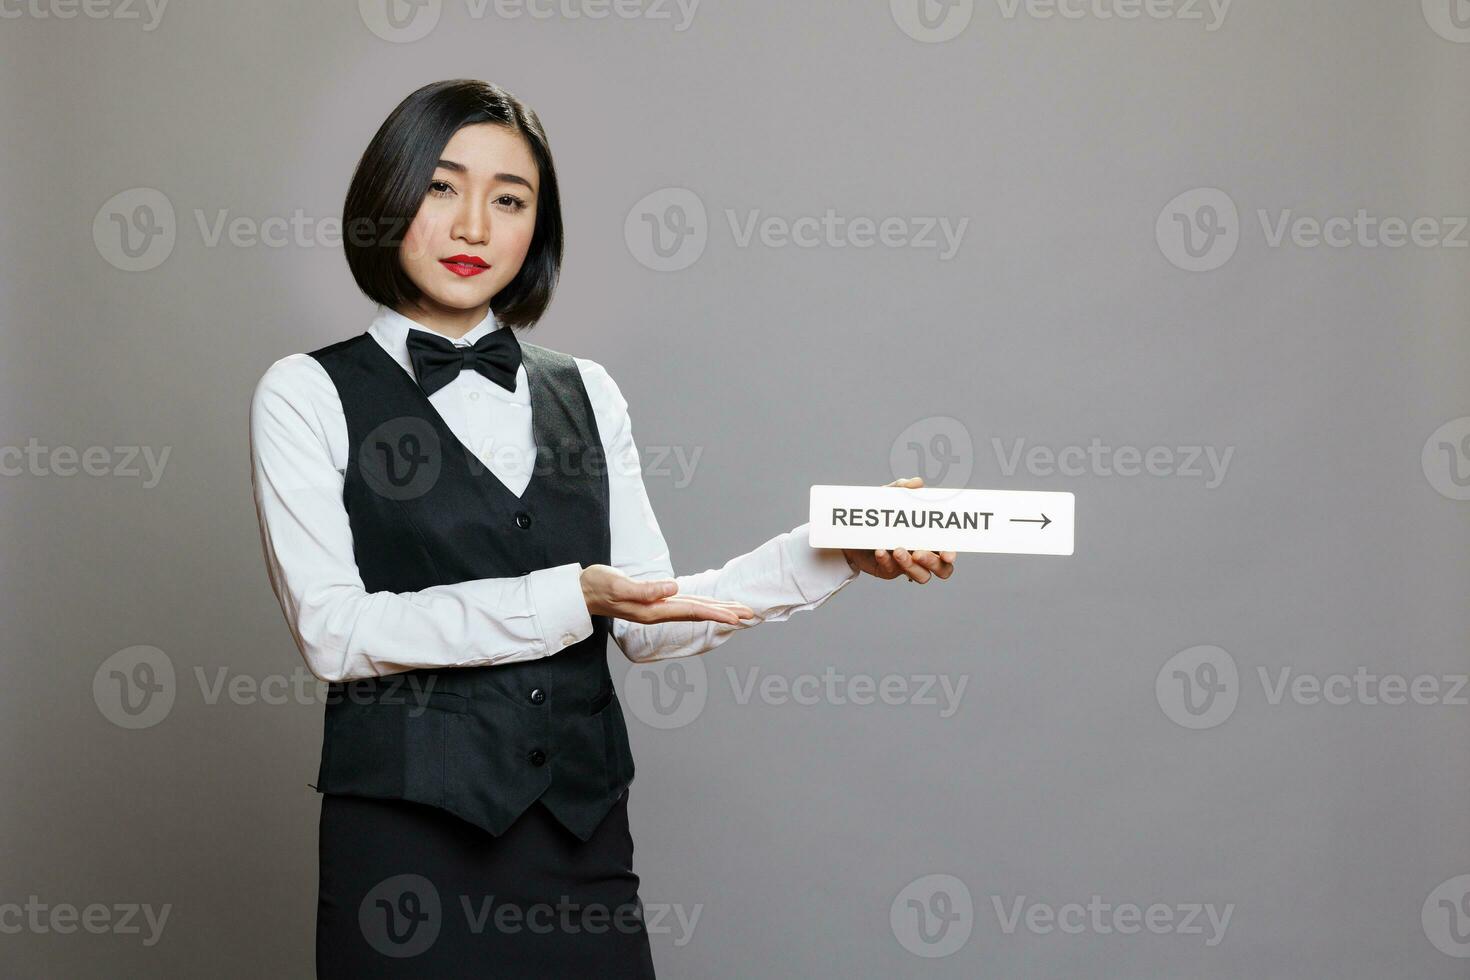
[249, 77, 956, 978]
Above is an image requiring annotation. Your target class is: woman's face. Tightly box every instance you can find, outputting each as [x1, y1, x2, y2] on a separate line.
[398, 122, 540, 320]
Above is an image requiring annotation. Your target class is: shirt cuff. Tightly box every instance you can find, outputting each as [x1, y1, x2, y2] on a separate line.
[527, 562, 594, 655]
[785, 522, 860, 603]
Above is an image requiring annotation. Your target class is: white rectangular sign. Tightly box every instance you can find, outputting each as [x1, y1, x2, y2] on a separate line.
[808, 485, 1075, 556]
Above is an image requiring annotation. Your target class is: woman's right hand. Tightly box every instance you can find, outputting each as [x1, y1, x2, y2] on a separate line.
[580, 564, 756, 626]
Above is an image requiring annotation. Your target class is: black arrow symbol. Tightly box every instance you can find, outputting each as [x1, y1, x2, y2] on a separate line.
[1009, 514, 1052, 530]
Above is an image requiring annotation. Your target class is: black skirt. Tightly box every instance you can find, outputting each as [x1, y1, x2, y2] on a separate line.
[316, 789, 656, 978]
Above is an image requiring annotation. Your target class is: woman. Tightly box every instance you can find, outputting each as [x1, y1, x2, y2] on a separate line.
[249, 78, 956, 978]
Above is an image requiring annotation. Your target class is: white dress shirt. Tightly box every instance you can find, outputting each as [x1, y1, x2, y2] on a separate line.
[249, 305, 859, 683]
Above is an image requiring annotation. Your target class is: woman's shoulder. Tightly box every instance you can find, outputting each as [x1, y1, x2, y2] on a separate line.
[569, 354, 627, 403]
[518, 335, 622, 401]
[255, 350, 335, 395]
[570, 353, 613, 389]
[250, 351, 339, 428]
[562, 354, 628, 428]
[256, 331, 373, 389]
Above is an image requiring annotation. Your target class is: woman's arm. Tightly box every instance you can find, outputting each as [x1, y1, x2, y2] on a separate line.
[249, 354, 594, 683]
[576, 359, 860, 665]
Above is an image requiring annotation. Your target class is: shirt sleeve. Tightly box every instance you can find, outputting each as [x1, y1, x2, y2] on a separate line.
[575, 359, 860, 664]
[248, 354, 594, 684]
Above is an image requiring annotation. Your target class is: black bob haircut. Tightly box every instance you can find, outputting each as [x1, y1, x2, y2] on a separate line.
[342, 79, 562, 329]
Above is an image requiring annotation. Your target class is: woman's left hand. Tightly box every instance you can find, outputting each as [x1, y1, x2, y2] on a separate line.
[840, 477, 958, 584]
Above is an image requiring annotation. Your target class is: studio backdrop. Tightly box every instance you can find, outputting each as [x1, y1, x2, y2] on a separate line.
[2, 1, 1468, 976]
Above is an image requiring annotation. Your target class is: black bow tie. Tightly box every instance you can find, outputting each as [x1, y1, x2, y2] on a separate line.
[405, 326, 521, 397]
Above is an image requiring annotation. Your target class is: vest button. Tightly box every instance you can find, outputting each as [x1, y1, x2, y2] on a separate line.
[528, 748, 547, 766]
[528, 688, 546, 705]
[514, 511, 533, 529]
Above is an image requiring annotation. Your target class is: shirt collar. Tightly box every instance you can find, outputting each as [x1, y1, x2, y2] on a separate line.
[368, 305, 504, 377]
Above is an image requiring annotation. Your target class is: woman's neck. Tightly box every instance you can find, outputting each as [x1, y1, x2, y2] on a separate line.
[397, 300, 491, 341]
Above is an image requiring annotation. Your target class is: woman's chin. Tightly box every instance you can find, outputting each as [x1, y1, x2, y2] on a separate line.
[415, 281, 495, 312]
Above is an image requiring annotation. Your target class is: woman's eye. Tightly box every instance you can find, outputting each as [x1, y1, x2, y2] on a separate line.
[425, 183, 525, 210]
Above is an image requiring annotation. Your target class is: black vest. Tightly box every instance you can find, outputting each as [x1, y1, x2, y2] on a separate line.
[307, 331, 636, 842]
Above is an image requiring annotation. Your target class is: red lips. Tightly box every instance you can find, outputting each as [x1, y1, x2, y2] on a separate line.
[440, 254, 491, 277]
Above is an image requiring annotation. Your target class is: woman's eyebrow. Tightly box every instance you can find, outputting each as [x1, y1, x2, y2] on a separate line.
[435, 159, 534, 190]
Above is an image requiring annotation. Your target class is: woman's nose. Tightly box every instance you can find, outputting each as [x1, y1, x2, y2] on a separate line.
[454, 203, 489, 244]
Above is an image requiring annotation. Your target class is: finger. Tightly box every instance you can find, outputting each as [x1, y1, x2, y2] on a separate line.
[911, 550, 955, 580]
[874, 549, 900, 579]
[890, 548, 931, 583]
[649, 593, 752, 617]
[617, 578, 679, 602]
[673, 592, 744, 606]
[645, 598, 750, 625]
[909, 550, 942, 572]
[660, 594, 757, 620]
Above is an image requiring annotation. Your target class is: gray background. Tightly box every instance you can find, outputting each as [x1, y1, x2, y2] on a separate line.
[3, 0, 1468, 976]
